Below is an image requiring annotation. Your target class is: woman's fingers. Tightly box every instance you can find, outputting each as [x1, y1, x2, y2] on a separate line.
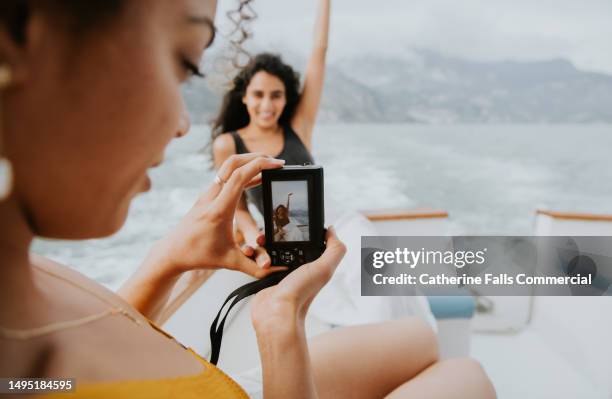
[280, 227, 346, 301]
[217, 152, 265, 183]
[242, 242, 270, 269]
[253, 246, 271, 269]
[305, 227, 346, 286]
[211, 156, 285, 216]
[231, 249, 288, 278]
[241, 244, 255, 258]
[245, 173, 263, 189]
[256, 233, 266, 247]
[199, 153, 267, 204]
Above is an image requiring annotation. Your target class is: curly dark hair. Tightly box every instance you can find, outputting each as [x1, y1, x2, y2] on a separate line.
[225, 0, 257, 68]
[211, 53, 301, 144]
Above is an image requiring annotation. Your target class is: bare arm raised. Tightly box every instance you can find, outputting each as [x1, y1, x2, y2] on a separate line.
[291, 0, 330, 149]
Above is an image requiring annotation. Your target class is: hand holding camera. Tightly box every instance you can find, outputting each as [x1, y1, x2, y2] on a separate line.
[251, 227, 346, 330]
[147, 153, 289, 280]
[207, 165, 345, 365]
[253, 166, 346, 327]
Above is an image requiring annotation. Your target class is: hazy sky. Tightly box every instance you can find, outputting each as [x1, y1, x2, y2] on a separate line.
[215, 0, 612, 74]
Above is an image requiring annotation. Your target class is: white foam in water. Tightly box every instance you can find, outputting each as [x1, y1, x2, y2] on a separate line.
[33, 124, 612, 288]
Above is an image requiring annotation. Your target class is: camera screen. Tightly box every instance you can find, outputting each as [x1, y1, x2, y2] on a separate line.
[271, 180, 310, 242]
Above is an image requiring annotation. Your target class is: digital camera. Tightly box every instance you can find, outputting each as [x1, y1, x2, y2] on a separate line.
[261, 165, 325, 268]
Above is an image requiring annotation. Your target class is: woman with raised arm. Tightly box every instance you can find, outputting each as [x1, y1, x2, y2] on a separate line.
[273, 192, 304, 241]
[0, 0, 495, 398]
[211, 0, 330, 267]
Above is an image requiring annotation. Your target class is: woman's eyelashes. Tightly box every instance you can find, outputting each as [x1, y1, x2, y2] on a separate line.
[181, 57, 205, 80]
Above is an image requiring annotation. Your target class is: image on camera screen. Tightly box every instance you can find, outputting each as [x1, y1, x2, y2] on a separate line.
[271, 180, 310, 242]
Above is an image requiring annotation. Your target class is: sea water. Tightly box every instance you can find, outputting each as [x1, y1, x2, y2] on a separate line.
[32, 124, 612, 288]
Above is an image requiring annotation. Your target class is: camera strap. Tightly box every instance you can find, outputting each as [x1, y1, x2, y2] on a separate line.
[209, 270, 291, 365]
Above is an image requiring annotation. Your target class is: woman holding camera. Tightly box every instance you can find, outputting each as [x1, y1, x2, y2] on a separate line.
[0, 0, 494, 398]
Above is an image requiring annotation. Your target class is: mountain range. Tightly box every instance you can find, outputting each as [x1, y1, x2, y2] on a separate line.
[184, 48, 612, 124]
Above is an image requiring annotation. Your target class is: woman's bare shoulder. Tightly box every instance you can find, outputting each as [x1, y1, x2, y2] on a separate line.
[212, 133, 237, 166]
[30, 254, 148, 325]
[25, 255, 204, 381]
[212, 133, 236, 153]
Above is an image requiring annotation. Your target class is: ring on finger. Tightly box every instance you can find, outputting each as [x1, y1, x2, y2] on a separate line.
[214, 174, 226, 185]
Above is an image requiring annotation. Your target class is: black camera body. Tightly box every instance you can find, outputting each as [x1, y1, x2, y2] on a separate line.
[262, 165, 325, 268]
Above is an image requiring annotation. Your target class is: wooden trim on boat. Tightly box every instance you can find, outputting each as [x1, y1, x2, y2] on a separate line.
[361, 208, 449, 222]
[536, 209, 612, 222]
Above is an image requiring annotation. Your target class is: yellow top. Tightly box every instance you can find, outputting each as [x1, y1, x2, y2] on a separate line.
[42, 321, 249, 399]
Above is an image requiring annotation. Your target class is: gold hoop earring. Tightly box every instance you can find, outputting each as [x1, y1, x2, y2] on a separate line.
[0, 64, 14, 201]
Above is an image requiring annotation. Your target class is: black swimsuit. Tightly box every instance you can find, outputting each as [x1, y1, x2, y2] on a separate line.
[230, 125, 314, 215]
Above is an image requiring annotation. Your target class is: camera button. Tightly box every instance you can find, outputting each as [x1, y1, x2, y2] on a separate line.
[281, 250, 295, 264]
